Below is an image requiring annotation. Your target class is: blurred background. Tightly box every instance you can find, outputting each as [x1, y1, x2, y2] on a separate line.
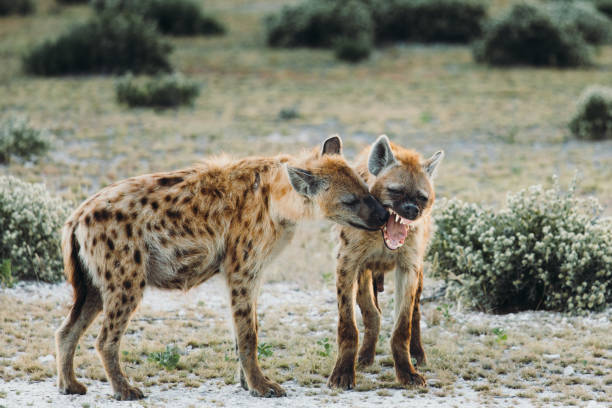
[0, 0, 611, 295]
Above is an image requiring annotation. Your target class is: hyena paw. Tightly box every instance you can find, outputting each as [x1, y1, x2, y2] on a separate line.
[397, 369, 426, 387]
[357, 350, 375, 368]
[248, 379, 286, 398]
[327, 365, 356, 390]
[114, 385, 145, 400]
[59, 381, 87, 395]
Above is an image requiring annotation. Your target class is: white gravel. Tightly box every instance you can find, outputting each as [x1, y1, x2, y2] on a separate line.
[1, 280, 610, 408]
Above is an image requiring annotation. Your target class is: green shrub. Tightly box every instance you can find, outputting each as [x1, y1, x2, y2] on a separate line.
[473, 3, 591, 67]
[92, 0, 225, 36]
[548, 1, 611, 45]
[57, 0, 88, 4]
[0, 116, 51, 164]
[148, 345, 181, 370]
[0, 0, 34, 15]
[266, 0, 374, 48]
[374, 0, 486, 43]
[23, 12, 172, 76]
[334, 35, 372, 62]
[594, 0, 612, 17]
[265, 0, 486, 48]
[569, 85, 612, 140]
[0, 176, 72, 282]
[116, 73, 200, 108]
[429, 178, 612, 314]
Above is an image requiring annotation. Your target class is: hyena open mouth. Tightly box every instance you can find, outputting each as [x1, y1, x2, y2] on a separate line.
[381, 208, 413, 250]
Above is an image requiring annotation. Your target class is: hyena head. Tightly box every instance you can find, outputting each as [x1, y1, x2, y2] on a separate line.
[285, 135, 389, 231]
[367, 135, 444, 250]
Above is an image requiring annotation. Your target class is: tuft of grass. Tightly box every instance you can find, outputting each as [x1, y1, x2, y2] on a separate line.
[147, 345, 181, 370]
[115, 73, 200, 108]
[257, 343, 274, 358]
[316, 337, 332, 357]
[0, 259, 15, 288]
[492, 327, 507, 344]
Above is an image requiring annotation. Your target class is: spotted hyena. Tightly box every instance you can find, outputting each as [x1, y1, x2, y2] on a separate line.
[327, 135, 443, 389]
[55, 136, 389, 400]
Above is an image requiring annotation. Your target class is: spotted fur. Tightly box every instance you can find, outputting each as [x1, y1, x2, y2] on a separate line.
[55, 137, 388, 400]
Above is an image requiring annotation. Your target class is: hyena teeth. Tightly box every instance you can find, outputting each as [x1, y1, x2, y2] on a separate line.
[395, 214, 400, 222]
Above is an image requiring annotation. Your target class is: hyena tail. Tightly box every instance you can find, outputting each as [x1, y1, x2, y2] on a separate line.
[61, 224, 88, 325]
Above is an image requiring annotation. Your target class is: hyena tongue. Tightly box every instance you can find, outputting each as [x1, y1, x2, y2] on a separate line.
[386, 215, 408, 245]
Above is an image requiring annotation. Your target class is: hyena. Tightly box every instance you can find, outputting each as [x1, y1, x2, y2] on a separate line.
[327, 135, 443, 389]
[55, 136, 389, 400]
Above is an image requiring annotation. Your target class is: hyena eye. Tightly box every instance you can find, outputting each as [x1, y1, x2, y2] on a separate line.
[341, 195, 359, 207]
[387, 187, 403, 195]
[417, 192, 429, 202]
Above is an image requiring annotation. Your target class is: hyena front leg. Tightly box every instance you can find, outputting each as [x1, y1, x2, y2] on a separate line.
[328, 256, 361, 389]
[228, 270, 285, 397]
[409, 268, 426, 366]
[95, 273, 146, 400]
[356, 269, 381, 368]
[56, 283, 103, 395]
[391, 264, 426, 386]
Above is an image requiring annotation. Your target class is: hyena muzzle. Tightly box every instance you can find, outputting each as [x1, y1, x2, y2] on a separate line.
[327, 135, 443, 389]
[55, 136, 388, 400]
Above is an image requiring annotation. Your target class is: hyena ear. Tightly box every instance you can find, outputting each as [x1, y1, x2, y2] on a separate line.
[285, 166, 327, 197]
[321, 135, 342, 156]
[368, 135, 396, 176]
[423, 150, 444, 178]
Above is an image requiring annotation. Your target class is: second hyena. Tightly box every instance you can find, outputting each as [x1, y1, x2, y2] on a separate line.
[328, 135, 443, 389]
[55, 136, 388, 400]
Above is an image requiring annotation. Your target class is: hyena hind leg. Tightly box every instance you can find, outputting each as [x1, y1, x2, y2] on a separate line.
[56, 284, 103, 395]
[95, 283, 145, 401]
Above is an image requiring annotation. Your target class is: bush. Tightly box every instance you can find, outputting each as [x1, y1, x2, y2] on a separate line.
[374, 0, 486, 43]
[0, 0, 34, 15]
[23, 12, 172, 76]
[334, 35, 372, 62]
[266, 0, 374, 48]
[473, 3, 591, 67]
[265, 0, 486, 48]
[0, 176, 72, 282]
[429, 178, 612, 314]
[569, 85, 612, 140]
[92, 0, 225, 36]
[116, 73, 201, 108]
[594, 0, 612, 17]
[57, 0, 88, 4]
[547, 1, 611, 45]
[0, 116, 51, 164]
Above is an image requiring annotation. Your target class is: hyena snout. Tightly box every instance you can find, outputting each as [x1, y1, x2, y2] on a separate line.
[399, 202, 420, 220]
[361, 195, 389, 229]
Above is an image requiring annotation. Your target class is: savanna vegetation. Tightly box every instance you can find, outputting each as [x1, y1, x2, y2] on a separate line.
[0, 0, 611, 406]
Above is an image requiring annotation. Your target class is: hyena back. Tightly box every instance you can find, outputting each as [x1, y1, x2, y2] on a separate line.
[328, 135, 443, 389]
[56, 136, 388, 400]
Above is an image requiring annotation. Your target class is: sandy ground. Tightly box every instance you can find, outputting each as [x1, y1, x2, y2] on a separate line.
[1, 279, 610, 408]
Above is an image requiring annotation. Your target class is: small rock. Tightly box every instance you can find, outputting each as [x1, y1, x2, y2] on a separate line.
[543, 354, 560, 360]
[563, 366, 574, 376]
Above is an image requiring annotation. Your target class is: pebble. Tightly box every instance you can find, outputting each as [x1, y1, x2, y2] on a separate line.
[563, 366, 574, 376]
